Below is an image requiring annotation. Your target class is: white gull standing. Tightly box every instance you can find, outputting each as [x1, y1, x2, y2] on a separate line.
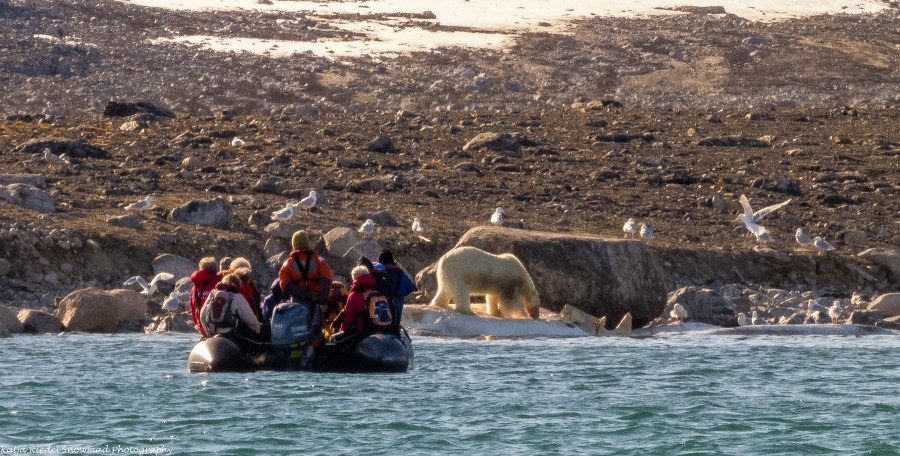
[622, 218, 637, 238]
[670, 303, 687, 325]
[490, 207, 504, 225]
[813, 236, 836, 255]
[412, 217, 424, 233]
[125, 196, 153, 211]
[639, 223, 654, 240]
[298, 191, 317, 214]
[795, 228, 813, 248]
[828, 301, 842, 323]
[231, 137, 245, 147]
[359, 219, 375, 236]
[751, 311, 767, 325]
[271, 202, 296, 222]
[123, 272, 175, 297]
[161, 291, 182, 313]
[737, 312, 751, 326]
[42, 148, 68, 165]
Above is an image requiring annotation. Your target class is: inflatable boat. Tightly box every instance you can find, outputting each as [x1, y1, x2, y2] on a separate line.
[188, 301, 413, 373]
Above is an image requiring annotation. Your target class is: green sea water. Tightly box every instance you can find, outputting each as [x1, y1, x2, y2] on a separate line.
[1, 333, 898, 455]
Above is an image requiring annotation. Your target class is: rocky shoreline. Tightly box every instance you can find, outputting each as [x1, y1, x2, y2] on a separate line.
[0, 0, 898, 336]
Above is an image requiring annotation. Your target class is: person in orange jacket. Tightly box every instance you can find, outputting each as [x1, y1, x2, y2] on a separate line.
[278, 230, 333, 315]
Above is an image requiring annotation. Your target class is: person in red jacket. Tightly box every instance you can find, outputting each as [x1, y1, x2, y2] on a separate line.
[339, 265, 375, 333]
[234, 266, 261, 321]
[190, 257, 220, 336]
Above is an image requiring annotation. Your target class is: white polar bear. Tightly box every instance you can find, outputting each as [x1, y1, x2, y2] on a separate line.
[429, 246, 540, 319]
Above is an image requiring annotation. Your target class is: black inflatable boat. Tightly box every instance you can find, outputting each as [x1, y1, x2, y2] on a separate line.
[187, 331, 413, 373]
[188, 300, 412, 373]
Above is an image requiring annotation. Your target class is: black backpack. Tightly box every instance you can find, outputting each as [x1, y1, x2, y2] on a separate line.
[371, 269, 397, 303]
[360, 290, 394, 333]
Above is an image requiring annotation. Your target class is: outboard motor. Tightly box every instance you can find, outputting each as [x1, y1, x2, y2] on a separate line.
[270, 301, 316, 368]
[188, 336, 245, 373]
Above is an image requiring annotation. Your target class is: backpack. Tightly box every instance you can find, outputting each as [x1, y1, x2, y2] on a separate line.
[371, 269, 397, 303]
[207, 291, 236, 334]
[361, 290, 394, 332]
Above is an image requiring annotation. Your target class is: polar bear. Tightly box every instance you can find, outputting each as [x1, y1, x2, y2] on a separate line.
[430, 246, 540, 319]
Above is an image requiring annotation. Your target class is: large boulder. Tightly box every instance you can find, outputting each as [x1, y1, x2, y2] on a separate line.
[334, 239, 382, 276]
[17, 309, 61, 333]
[868, 293, 900, 318]
[858, 248, 900, 284]
[152, 254, 195, 280]
[323, 227, 361, 257]
[56, 288, 147, 332]
[664, 287, 742, 327]
[144, 313, 196, 333]
[0, 174, 46, 188]
[0, 183, 55, 213]
[418, 226, 666, 328]
[102, 101, 174, 118]
[14, 137, 112, 159]
[169, 197, 233, 228]
[0, 305, 24, 333]
[463, 133, 521, 154]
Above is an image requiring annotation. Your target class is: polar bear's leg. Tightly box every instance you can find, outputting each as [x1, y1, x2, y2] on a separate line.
[497, 291, 527, 319]
[485, 294, 498, 317]
[430, 273, 452, 309]
[450, 281, 473, 315]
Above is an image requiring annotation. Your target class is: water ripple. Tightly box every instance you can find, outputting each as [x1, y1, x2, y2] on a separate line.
[2, 333, 899, 453]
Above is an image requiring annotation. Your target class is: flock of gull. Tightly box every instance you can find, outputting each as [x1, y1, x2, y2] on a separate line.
[121, 190, 839, 253]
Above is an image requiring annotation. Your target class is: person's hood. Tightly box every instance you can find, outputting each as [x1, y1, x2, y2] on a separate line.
[190, 268, 218, 284]
[351, 273, 375, 291]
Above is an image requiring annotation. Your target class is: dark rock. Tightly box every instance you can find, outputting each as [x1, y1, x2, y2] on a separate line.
[696, 136, 770, 147]
[252, 175, 288, 194]
[17, 309, 61, 334]
[593, 133, 651, 143]
[348, 178, 385, 193]
[168, 197, 233, 228]
[665, 286, 740, 327]
[849, 309, 884, 325]
[0, 183, 55, 213]
[364, 210, 399, 227]
[106, 214, 141, 229]
[368, 135, 395, 153]
[14, 137, 111, 159]
[463, 133, 521, 153]
[102, 101, 174, 118]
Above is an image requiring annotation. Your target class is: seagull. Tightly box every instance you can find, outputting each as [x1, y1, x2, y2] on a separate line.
[736, 195, 791, 224]
[42, 148, 67, 165]
[828, 301, 842, 323]
[271, 202, 296, 222]
[161, 292, 181, 313]
[412, 217, 424, 232]
[738, 196, 772, 242]
[623, 218, 637, 238]
[490, 207, 504, 225]
[813, 236, 836, 255]
[639, 223, 654, 240]
[123, 272, 175, 297]
[795, 228, 813, 248]
[359, 219, 375, 236]
[125, 196, 153, 211]
[670, 303, 687, 325]
[231, 137, 245, 147]
[737, 312, 751, 326]
[298, 191, 317, 214]
[751, 310, 767, 325]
